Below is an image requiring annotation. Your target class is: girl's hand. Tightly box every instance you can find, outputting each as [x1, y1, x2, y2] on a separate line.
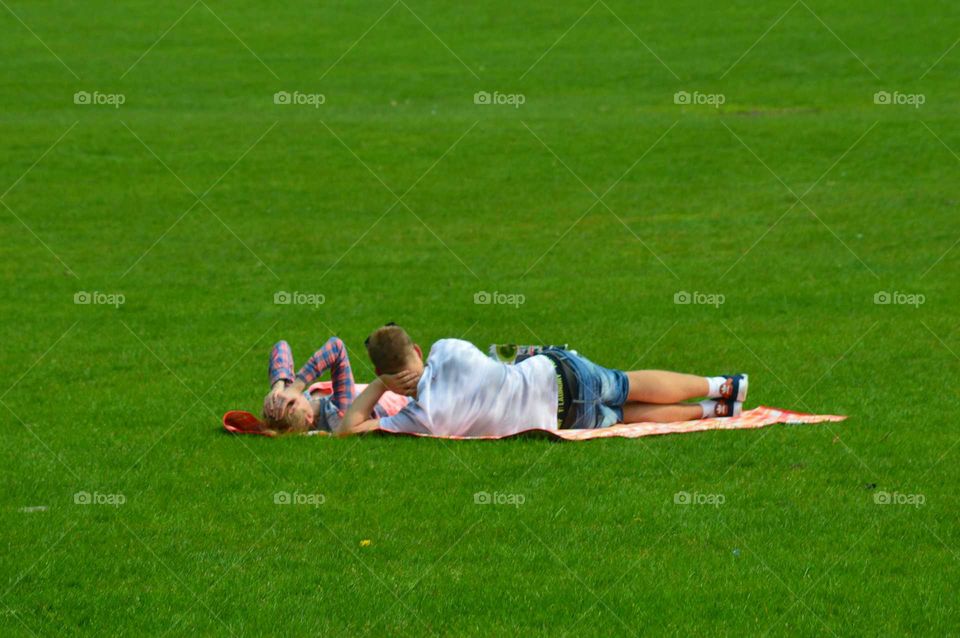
[263, 390, 282, 419]
[264, 384, 298, 419]
[379, 370, 419, 396]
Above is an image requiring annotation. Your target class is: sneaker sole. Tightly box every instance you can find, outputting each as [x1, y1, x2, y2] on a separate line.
[736, 374, 748, 402]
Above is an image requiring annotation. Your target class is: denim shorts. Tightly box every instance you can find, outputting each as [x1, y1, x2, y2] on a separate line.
[548, 350, 629, 429]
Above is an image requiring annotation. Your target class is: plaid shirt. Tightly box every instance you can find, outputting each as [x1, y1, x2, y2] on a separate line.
[269, 338, 356, 414]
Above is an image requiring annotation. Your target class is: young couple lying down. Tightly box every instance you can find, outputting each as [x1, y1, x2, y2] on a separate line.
[261, 325, 749, 438]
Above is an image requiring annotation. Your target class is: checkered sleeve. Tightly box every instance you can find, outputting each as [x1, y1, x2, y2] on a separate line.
[269, 340, 295, 387]
[296, 337, 356, 413]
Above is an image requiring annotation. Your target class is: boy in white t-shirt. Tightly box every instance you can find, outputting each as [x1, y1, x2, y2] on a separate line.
[337, 325, 749, 438]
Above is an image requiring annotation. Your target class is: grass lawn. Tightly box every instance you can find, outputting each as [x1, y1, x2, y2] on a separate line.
[1, 0, 958, 634]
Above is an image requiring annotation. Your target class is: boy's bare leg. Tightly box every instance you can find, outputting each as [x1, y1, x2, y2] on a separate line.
[625, 370, 709, 404]
[622, 402, 703, 423]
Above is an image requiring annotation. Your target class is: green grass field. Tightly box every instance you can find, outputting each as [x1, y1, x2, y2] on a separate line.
[2, 0, 959, 634]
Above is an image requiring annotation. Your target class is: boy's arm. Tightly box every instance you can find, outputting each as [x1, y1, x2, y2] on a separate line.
[336, 379, 386, 437]
[336, 371, 419, 436]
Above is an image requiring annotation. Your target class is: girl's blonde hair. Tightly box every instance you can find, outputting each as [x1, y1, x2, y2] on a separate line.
[261, 407, 310, 436]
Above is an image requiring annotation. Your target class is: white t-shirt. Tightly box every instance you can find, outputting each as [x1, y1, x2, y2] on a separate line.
[379, 339, 558, 437]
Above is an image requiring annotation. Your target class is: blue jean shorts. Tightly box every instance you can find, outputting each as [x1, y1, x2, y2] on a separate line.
[549, 350, 629, 429]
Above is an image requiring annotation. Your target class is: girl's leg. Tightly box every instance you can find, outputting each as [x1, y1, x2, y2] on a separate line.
[622, 401, 703, 424]
[625, 370, 708, 404]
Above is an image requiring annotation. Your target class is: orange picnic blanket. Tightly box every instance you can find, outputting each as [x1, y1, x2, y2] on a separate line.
[224, 403, 845, 440]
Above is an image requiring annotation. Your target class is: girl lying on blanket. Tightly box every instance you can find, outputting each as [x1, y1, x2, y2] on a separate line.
[260, 337, 409, 435]
[338, 325, 750, 438]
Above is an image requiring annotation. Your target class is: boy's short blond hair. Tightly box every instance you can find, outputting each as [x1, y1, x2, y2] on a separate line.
[365, 324, 414, 374]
